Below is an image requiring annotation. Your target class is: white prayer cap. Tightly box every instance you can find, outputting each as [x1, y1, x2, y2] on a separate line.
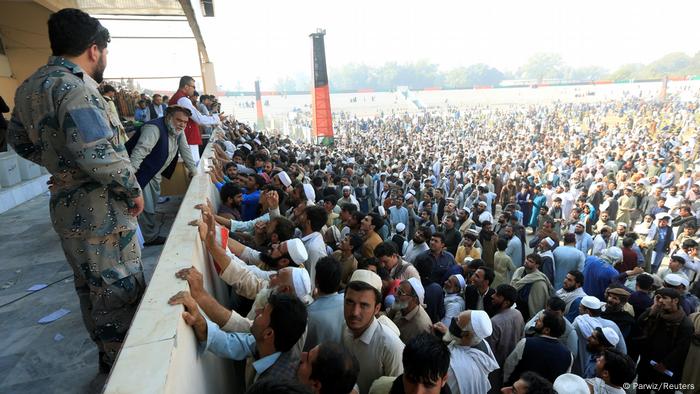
[452, 274, 466, 290]
[581, 295, 604, 310]
[276, 171, 292, 187]
[405, 192, 414, 200]
[289, 267, 311, 300]
[576, 221, 586, 227]
[285, 238, 308, 265]
[478, 201, 487, 207]
[553, 374, 589, 394]
[664, 273, 683, 287]
[278, 146, 288, 153]
[598, 326, 620, 347]
[603, 247, 623, 262]
[243, 143, 252, 151]
[544, 237, 555, 247]
[395, 223, 406, 233]
[343, 185, 352, 192]
[303, 184, 315, 202]
[407, 277, 425, 305]
[470, 310, 493, 338]
[253, 138, 261, 145]
[655, 212, 671, 221]
[222, 140, 235, 153]
[349, 269, 382, 293]
[377, 206, 386, 216]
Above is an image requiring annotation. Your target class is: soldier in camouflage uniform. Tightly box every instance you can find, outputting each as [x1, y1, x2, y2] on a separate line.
[7, 9, 145, 373]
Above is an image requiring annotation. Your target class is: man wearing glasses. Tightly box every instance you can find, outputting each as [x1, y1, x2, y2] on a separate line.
[168, 76, 225, 163]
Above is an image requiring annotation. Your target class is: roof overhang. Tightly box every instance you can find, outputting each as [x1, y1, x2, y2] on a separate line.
[34, 0, 185, 16]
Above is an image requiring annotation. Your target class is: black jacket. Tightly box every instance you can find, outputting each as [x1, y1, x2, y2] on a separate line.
[463, 285, 497, 317]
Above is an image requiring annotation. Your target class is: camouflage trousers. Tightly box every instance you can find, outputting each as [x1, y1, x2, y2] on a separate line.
[60, 229, 146, 367]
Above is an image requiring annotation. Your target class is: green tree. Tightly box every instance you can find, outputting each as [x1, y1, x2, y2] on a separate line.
[641, 52, 692, 78]
[517, 53, 566, 80]
[608, 63, 644, 80]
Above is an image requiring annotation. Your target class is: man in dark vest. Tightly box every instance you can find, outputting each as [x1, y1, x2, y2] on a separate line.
[503, 309, 573, 385]
[147, 93, 167, 120]
[126, 105, 196, 245]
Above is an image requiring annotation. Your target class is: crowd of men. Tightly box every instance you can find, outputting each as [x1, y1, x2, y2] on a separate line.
[5, 7, 700, 394]
[174, 79, 700, 393]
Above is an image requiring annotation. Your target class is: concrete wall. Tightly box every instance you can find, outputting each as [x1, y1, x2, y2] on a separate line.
[0, 2, 53, 212]
[0, 1, 53, 109]
[105, 139, 239, 394]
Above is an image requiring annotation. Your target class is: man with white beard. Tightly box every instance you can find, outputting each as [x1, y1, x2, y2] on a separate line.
[433, 310, 499, 394]
[127, 106, 197, 245]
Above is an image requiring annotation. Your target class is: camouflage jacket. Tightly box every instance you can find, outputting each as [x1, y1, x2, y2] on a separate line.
[8, 56, 141, 238]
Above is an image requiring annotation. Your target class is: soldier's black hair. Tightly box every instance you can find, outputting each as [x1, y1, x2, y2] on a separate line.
[48, 8, 110, 57]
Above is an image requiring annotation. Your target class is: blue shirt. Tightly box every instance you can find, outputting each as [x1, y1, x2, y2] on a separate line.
[552, 245, 586, 290]
[575, 232, 594, 255]
[389, 206, 409, 232]
[654, 227, 671, 252]
[420, 250, 457, 284]
[203, 320, 281, 376]
[506, 236, 523, 267]
[241, 188, 261, 221]
[582, 256, 618, 301]
[134, 107, 149, 122]
[305, 293, 345, 351]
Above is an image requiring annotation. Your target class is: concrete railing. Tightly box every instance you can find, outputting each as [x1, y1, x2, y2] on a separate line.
[104, 134, 237, 394]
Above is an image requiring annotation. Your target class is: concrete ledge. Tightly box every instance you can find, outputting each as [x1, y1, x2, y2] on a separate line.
[105, 134, 236, 394]
[0, 174, 50, 214]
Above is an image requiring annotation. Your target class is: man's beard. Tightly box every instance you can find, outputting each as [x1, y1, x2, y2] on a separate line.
[93, 52, 106, 84]
[585, 342, 599, 353]
[168, 120, 184, 134]
[575, 229, 583, 234]
[563, 284, 576, 292]
[259, 251, 284, 269]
